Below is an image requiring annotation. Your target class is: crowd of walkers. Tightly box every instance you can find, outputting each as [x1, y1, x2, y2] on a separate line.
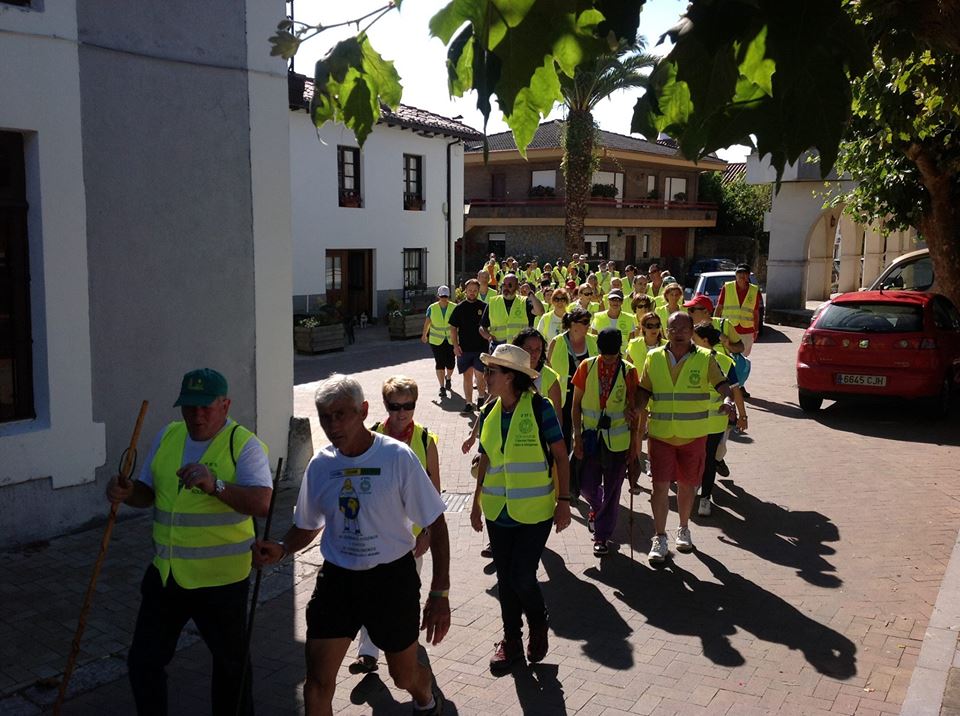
[103, 252, 762, 715]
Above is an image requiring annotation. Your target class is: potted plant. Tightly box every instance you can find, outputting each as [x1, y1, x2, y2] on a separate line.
[528, 185, 556, 199]
[404, 194, 425, 211]
[339, 189, 362, 208]
[672, 192, 688, 202]
[293, 306, 346, 354]
[388, 304, 424, 339]
[591, 183, 619, 200]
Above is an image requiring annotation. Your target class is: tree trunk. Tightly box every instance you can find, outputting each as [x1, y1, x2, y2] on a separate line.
[905, 142, 960, 309]
[563, 109, 595, 259]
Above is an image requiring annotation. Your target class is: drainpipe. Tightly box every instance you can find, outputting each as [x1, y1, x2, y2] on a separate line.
[446, 138, 462, 287]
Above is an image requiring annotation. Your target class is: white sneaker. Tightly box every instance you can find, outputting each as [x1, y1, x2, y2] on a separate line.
[697, 497, 712, 517]
[675, 525, 694, 553]
[648, 534, 669, 563]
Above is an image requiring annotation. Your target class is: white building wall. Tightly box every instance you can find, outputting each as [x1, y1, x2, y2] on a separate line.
[0, 2, 106, 489]
[290, 112, 463, 314]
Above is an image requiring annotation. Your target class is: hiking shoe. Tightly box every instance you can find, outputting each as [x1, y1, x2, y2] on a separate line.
[648, 534, 668, 563]
[675, 525, 694, 553]
[593, 541, 609, 557]
[445, 376, 452, 390]
[697, 497, 712, 517]
[489, 638, 524, 675]
[715, 459, 730, 477]
[480, 543, 493, 559]
[413, 675, 445, 715]
[741, 388, 751, 399]
[348, 654, 378, 674]
[460, 402, 475, 414]
[587, 511, 596, 533]
[438, 387, 446, 398]
[527, 621, 549, 663]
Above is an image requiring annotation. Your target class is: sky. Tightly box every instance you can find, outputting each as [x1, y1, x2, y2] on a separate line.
[289, 0, 751, 163]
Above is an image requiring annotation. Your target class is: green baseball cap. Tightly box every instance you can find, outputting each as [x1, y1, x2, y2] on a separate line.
[174, 368, 228, 407]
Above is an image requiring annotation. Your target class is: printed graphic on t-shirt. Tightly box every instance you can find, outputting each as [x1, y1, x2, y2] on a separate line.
[332, 467, 382, 556]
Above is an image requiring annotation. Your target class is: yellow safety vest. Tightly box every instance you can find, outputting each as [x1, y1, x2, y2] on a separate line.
[579, 356, 635, 452]
[537, 311, 566, 342]
[477, 288, 492, 303]
[479, 392, 555, 523]
[151, 421, 264, 589]
[549, 331, 599, 388]
[721, 281, 759, 329]
[487, 295, 529, 342]
[598, 271, 612, 294]
[712, 316, 740, 347]
[656, 304, 680, 329]
[646, 346, 713, 440]
[627, 337, 665, 373]
[373, 422, 437, 536]
[591, 311, 636, 354]
[539, 363, 563, 407]
[427, 301, 452, 345]
[551, 267, 565, 286]
[707, 351, 735, 434]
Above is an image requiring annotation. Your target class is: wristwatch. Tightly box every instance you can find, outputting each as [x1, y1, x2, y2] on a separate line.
[214, 479, 226, 495]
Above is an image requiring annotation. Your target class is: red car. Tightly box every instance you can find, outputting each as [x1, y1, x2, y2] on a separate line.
[796, 291, 960, 416]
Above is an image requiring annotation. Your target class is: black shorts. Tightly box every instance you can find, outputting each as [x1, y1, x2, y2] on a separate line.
[430, 342, 455, 370]
[305, 553, 421, 652]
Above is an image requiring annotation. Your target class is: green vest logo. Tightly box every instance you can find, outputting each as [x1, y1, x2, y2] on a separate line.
[687, 369, 701, 387]
[518, 417, 534, 434]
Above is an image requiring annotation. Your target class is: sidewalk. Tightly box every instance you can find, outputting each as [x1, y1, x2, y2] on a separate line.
[3, 323, 960, 714]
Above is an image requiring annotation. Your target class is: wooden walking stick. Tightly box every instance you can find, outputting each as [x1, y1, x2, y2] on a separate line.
[236, 456, 283, 716]
[54, 400, 149, 714]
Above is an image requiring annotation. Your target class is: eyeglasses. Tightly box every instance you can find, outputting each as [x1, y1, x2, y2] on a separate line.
[581, 291, 593, 297]
[643, 323, 661, 329]
[386, 401, 416, 412]
[687, 307, 706, 313]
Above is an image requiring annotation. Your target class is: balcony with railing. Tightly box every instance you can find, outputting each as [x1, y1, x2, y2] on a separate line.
[465, 197, 718, 224]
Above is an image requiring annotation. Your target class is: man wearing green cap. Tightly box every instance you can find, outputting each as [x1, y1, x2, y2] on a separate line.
[106, 368, 272, 716]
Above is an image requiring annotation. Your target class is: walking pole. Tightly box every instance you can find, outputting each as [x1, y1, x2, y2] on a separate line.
[54, 400, 149, 714]
[236, 456, 283, 716]
[629, 484, 635, 563]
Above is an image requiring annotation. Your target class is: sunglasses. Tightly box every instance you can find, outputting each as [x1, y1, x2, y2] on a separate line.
[552, 297, 566, 302]
[643, 323, 661, 329]
[386, 401, 416, 412]
[581, 291, 594, 297]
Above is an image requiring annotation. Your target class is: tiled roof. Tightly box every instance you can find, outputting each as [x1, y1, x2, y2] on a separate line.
[721, 162, 747, 184]
[291, 73, 483, 141]
[464, 119, 722, 162]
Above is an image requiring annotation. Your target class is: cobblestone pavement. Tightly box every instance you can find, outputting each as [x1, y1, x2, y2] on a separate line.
[4, 323, 960, 715]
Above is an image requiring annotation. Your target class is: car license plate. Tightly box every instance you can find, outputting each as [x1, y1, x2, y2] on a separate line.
[835, 374, 887, 386]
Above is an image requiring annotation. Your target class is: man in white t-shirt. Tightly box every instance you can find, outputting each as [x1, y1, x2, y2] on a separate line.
[253, 374, 450, 716]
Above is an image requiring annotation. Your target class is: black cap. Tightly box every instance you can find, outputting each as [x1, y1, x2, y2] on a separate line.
[597, 327, 622, 355]
[736, 263, 751, 274]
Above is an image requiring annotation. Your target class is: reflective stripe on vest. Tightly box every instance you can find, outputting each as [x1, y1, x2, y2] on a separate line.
[707, 351, 734, 433]
[479, 392, 554, 523]
[151, 420, 264, 589]
[580, 356, 635, 452]
[549, 331, 598, 386]
[427, 302, 452, 345]
[646, 347, 713, 440]
[487, 296, 528, 342]
[721, 281, 758, 328]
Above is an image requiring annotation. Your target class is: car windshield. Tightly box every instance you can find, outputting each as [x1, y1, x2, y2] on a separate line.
[817, 302, 923, 333]
[702, 276, 727, 295]
[875, 255, 934, 290]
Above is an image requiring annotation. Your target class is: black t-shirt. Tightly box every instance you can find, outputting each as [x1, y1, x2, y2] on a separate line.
[479, 297, 537, 332]
[449, 299, 488, 352]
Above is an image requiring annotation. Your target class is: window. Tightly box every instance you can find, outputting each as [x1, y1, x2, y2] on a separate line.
[641, 233, 650, 258]
[530, 170, 556, 189]
[403, 154, 424, 210]
[0, 132, 34, 422]
[487, 233, 506, 258]
[665, 176, 688, 202]
[817, 302, 923, 333]
[337, 146, 361, 207]
[403, 248, 425, 289]
[592, 170, 623, 198]
[584, 234, 609, 259]
[646, 175, 657, 196]
[325, 254, 342, 291]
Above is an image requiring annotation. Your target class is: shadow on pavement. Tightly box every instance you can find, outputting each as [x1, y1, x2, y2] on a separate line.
[510, 662, 565, 715]
[810, 398, 960, 446]
[586, 550, 857, 679]
[756, 326, 794, 344]
[710, 479, 841, 588]
[540, 549, 634, 670]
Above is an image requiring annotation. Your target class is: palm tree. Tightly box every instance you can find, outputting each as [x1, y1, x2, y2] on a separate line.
[559, 39, 657, 259]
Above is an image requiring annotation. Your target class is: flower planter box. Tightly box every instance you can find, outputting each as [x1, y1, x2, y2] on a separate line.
[294, 324, 345, 354]
[388, 314, 423, 340]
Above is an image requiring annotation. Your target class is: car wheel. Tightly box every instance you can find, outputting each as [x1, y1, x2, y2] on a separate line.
[798, 391, 823, 413]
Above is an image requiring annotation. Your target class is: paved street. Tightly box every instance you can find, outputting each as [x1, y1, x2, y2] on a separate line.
[3, 323, 959, 715]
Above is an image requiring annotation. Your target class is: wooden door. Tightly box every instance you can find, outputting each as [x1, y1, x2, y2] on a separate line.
[347, 250, 372, 318]
[660, 228, 687, 258]
[325, 250, 347, 311]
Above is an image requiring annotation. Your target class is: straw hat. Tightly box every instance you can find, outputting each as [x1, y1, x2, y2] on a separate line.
[480, 344, 539, 379]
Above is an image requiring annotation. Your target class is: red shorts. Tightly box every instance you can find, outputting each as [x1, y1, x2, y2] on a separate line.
[649, 437, 707, 486]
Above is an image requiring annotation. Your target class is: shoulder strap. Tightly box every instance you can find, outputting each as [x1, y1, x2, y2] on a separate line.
[371, 421, 382, 432]
[420, 425, 430, 452]
[228, 424, 240, 468]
